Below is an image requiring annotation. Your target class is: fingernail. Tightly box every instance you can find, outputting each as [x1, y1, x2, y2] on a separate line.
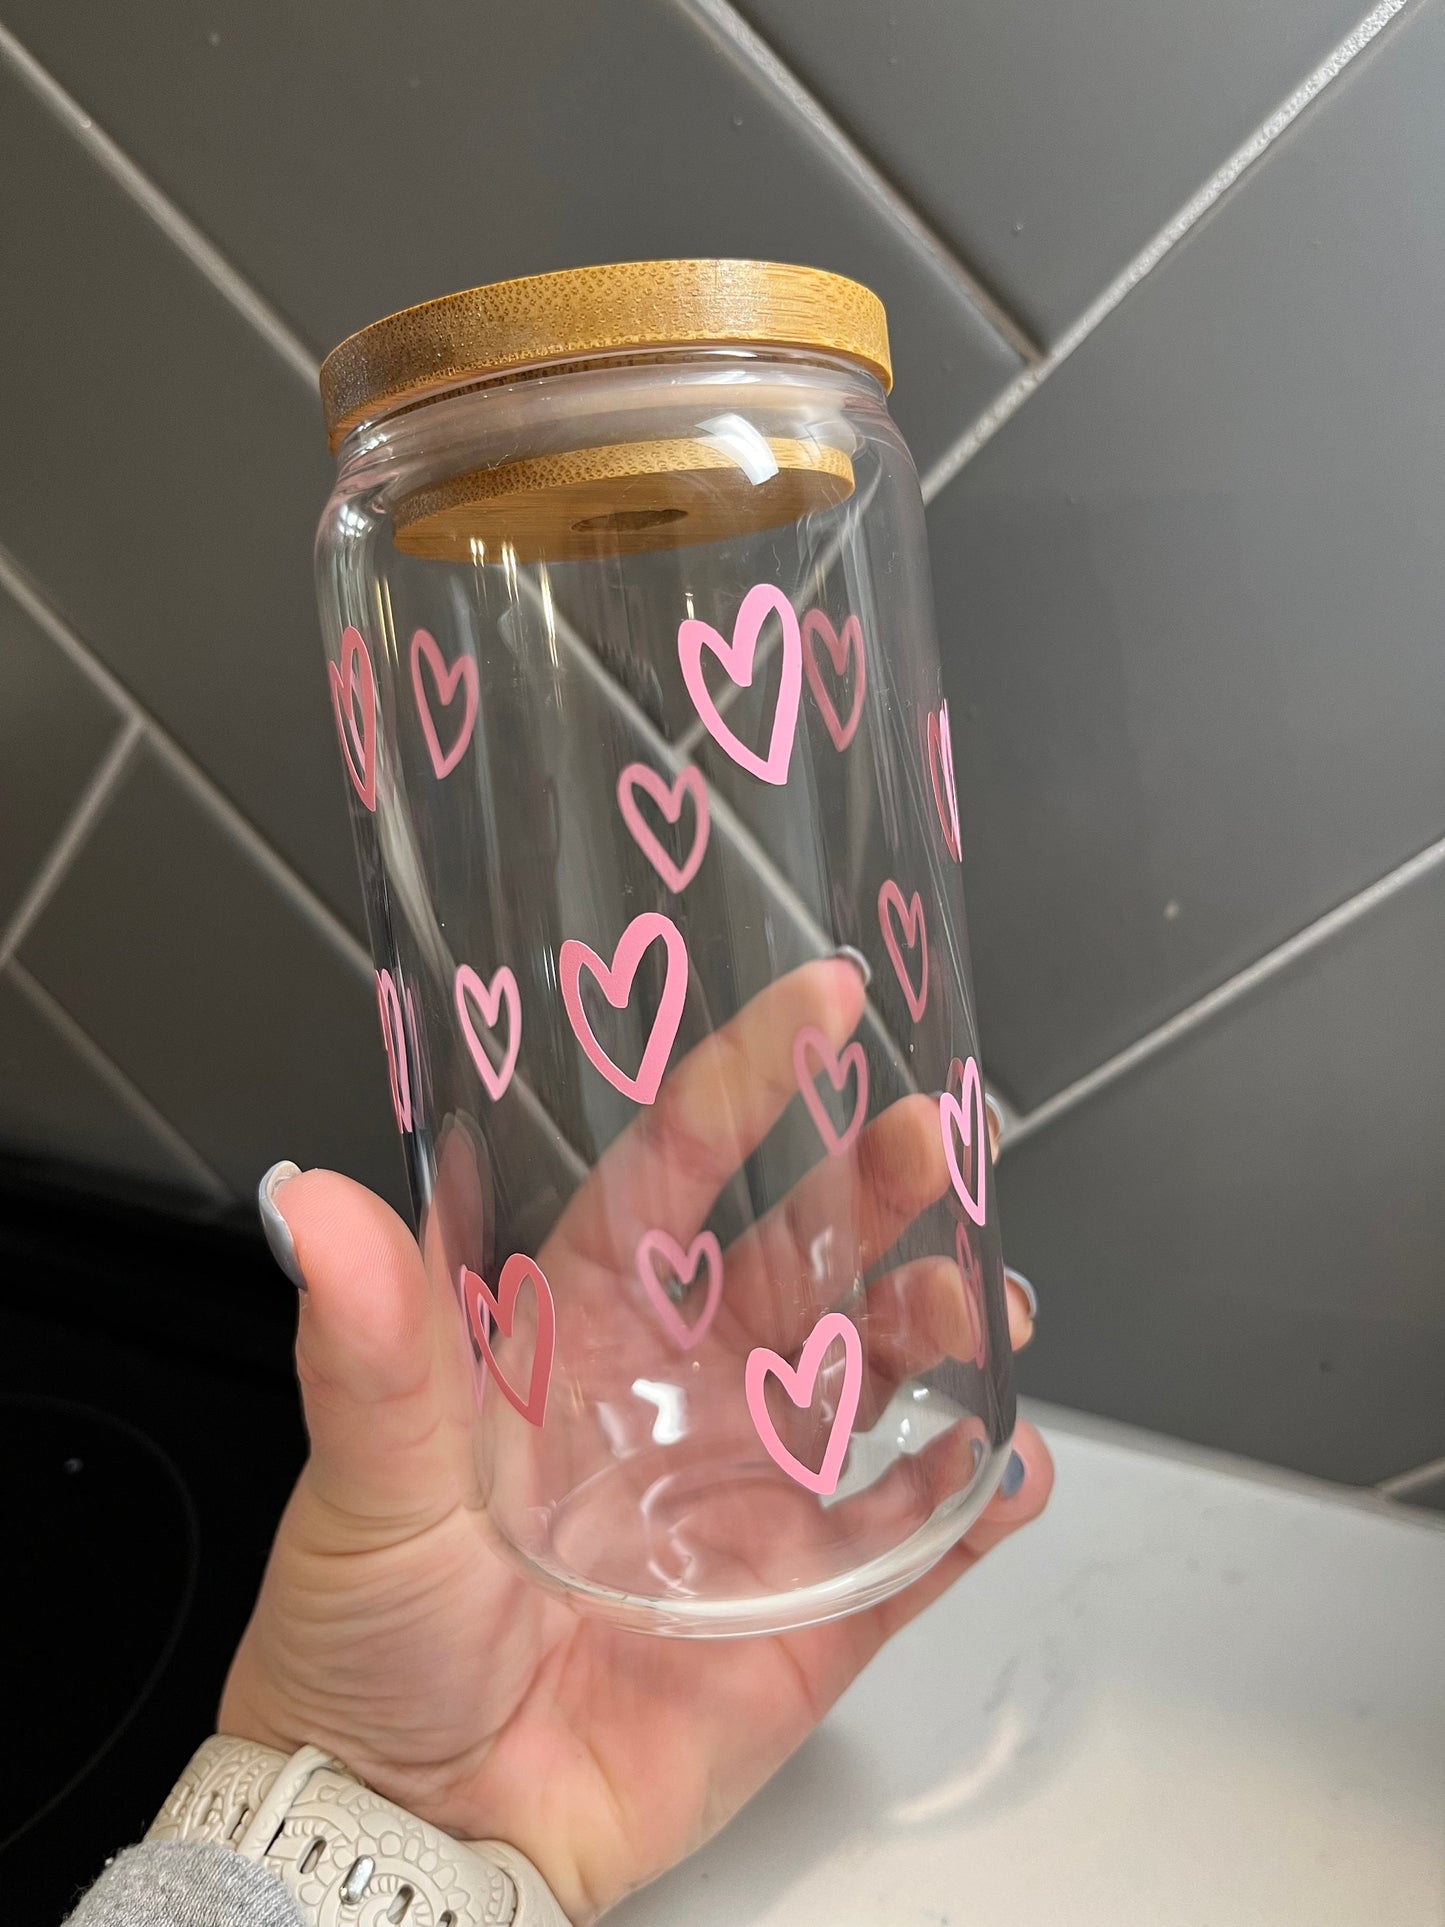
[833, 944, 872, 988]
[258, 1160, 306, 1291]
[984, 1093, 1004, 1139]
[1005, 1267, 1038, 1320]
[1000, 1449, 1027, 1499]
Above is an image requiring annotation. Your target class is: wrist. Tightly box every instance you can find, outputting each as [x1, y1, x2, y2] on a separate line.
[150, 1736, 573, 1925]
[217, 1642, 599, 1920]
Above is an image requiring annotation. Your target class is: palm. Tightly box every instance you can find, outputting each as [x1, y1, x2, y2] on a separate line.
[223, 960, 1049, 1922]
[228, 1450, 1004, 1922]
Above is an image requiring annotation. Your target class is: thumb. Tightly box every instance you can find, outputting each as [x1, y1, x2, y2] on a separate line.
[260, 1162, 471, 1538]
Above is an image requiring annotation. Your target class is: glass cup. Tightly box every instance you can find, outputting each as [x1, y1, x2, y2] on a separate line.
[313, 261, 1014, 1634]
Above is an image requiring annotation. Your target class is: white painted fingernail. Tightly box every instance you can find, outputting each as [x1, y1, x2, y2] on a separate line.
[1004, 1266, 1038, 1319]
[258, 1160, 306, 1291]
[833, 944, 872, 987]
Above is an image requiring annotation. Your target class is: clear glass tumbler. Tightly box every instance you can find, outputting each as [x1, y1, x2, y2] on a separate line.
[313, 260, 1014, 1634]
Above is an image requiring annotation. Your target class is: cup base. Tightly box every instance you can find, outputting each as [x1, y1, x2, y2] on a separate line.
[491, 1429, 1013, 1637]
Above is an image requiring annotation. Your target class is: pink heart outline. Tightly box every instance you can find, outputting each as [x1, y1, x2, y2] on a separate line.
[877, 880, 930, 1023]
[745, 1310, 863, 1497]
[327, 625, 377, 810]
[793, 1026, 868, 1157]
[802, 609, 867, 751]
[410, 627, 479, 779]
[926, 702, 962, 862]
[940, 1054, 987, 1228]
[955, 1222, 988, 1370]
[616, 762, 710, 893]
[462, 1255, 555, 1426]
[635, 1228, 724, 1350]
[559, 911, 689, 1105]
[454, 963, 521, 1101]
[678, 582, 802, 786]
[374, 969, 411, 1133]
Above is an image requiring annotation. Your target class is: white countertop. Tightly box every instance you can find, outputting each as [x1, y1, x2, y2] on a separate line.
[612, 1402, 1445, 1926]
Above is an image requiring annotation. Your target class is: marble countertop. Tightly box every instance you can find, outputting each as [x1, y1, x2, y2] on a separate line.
[612, 1402, 1445, 1926]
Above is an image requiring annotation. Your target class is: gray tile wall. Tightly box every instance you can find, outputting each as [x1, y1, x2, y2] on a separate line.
[0, 0, 1440, 1504]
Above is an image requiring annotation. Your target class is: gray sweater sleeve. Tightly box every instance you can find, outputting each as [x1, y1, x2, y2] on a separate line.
[64, 1843, 304, 1927]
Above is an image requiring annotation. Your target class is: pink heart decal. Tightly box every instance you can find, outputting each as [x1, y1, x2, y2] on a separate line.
[802, 609, 866, 751]
[462, 1255, 555, 1426]
[560, 911, 689, 1105]
[955, 1223, 988, 1369]
[878, 880, 930, 1023]
[374, 969, 411, 1133]
[926, 701, 962, 861]
[410, 627, 479, 779]
[635, 1228, 724, 1350]
[616, 762, 710, 893]
[454, 963, 521, 1101]
[745, 1311, 863, 1497]
[327, 625, 377, 810]
[678, 582, 802, 786]
[793, 1026, 868, 1157]
[940, 1055, 987, 1228]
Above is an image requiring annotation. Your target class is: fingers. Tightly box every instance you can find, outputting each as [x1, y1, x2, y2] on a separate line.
[720, 1090, 950, 1353]
[958, 1421, 1055, 1556]
[1005, 1268, 1037, 1350]
[984, 1090, 1040, 1350]
[768, 1412, 1034, 1636]
[767, 1406, 1050, 1622]
[859, 1240, 1040, 1425]
[273, 1167, 469, 1539]
[550, 955, 866, 1277]
[986, 1092, 1003, 1161]
[769, 1419, 1051, 1757]
[868, 1420, 1055, 1642]
[718, 1076, 1035, 1368]
[852, 1246, 1037, 1428]
[743, 1250, 976, 1477]
[853, 1256, 977, 1429]
[848, 1247, 1039, 1430]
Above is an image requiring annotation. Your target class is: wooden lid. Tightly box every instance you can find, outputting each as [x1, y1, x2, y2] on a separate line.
[319, 259, 892, 451]
[393, 435, 856, 563]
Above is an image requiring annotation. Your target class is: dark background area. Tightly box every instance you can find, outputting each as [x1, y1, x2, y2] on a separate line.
[0, 1166, 303, 1918]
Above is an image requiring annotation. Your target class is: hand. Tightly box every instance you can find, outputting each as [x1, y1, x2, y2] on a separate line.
[222, 959, 1053, 1922]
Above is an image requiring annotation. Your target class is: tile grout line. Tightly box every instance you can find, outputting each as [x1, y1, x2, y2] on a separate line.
[151, 736, 373, 977]
[0, 17, 319, 392]
[0, 543, 372, 981]
[999, 825, 1445, 1155]
[919, 0, 1416, 504]
[1378, 1455, 1445, 1499]
[6, 959, 232, 1198]
[674, 0, 1043, 367]
[1, 0, 1047, 417]
[0, 718, 144, 972]
[0, 0, 1424, 1171]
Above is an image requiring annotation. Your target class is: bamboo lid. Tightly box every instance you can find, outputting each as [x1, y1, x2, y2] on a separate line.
[392, 435, 856, 563]
[319, 259, 892, 451]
